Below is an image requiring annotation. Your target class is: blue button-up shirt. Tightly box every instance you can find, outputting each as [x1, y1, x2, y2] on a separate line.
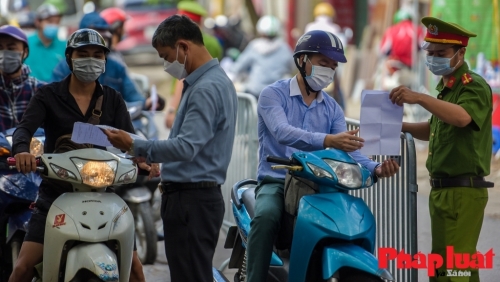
[257, 76, 378, 180]
[134, 59, 238, 184]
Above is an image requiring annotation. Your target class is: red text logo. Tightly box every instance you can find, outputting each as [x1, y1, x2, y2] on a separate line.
[378, 247, 495, 277]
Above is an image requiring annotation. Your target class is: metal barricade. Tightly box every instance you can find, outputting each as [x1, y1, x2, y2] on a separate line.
[221, 93, 259, 227]
[346, 117, 418, 282]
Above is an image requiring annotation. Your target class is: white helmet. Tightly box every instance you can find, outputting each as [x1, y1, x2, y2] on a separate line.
[256, 15, 280, 37]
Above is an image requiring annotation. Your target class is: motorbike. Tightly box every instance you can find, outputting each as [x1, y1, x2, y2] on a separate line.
[0, 128, 44, 282]
[7, 148, 139, 281]
[224, 149, 394, 282]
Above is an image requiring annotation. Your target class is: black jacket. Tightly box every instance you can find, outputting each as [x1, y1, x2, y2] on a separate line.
[13, 75, 134, 155]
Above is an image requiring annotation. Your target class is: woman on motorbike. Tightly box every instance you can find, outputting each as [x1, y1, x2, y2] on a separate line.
[9, 29, 151, 282]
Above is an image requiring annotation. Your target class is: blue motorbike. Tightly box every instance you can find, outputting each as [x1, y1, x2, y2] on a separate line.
[225, 149, 394, 282]
[0, 128, 44, 281]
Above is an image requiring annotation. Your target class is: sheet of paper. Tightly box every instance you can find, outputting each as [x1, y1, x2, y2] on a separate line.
[359, 90, 404, 156]
[95, 125, 147, 141]
[71, 122, 113, 147]
[150, 84, 158, 113]
[71, 122, 148, 148]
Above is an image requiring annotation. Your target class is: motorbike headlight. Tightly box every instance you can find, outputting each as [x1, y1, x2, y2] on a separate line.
[306, 163, 332, 179]
[71, 158, 117, 187]
[117, 168, 136, 184]
[30, 138, 44, 157]
[323, 159, 362, 189]
[50, 163, 77, 180]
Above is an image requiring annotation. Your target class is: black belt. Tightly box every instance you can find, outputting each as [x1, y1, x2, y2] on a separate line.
[159, 181, 219, 193]
[429, 177, 494, 188]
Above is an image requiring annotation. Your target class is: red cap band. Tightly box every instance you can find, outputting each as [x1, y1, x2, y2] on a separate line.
[178, 10, 202, 24]
[424, 30, 469, 46]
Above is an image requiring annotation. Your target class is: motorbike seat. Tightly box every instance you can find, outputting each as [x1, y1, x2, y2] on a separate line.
[241, 188, 256, 219]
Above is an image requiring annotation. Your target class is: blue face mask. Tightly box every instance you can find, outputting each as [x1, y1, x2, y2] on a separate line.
[425, 51, 460, 76]
[42, 24, 59, 40]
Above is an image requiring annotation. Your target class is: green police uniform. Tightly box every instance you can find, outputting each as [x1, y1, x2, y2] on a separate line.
[422, 17, 493, 282]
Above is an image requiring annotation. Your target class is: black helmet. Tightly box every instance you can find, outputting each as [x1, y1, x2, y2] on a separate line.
[65, 28, 110, 69]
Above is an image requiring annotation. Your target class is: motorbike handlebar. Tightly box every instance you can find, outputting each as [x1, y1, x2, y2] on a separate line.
[266, 156, 297, 165]
[7, 157, 41, 166]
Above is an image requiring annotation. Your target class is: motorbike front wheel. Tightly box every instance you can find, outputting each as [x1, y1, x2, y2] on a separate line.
[134, 202, 158, 264]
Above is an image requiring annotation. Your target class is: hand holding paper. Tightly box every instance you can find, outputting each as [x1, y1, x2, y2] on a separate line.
[71, 122, 146, 149]
[359, 90, 404, 156]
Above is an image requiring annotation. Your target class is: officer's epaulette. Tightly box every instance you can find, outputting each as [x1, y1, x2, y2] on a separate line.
[446, 76, 456, 88]
[461, 73, 473, 85]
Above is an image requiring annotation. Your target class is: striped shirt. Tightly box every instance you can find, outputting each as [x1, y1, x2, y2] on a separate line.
[0, 65, 45, 132]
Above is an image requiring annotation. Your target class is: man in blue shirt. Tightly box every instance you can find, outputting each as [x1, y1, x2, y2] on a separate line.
[50, 12, 145, 104]
[24, 3, 66, 82]
[246, 30, 400, 282]
[103, 15, 237, 282]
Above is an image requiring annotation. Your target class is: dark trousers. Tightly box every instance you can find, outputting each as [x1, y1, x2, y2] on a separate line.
[246, 178, 285, 282]
[161, 186, 225, 282]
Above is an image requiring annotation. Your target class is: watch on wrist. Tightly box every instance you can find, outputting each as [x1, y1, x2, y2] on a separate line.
[127, 139, 135, 156]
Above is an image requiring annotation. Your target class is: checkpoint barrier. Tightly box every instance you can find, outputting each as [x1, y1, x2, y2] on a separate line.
[219, 95, 418, 282]
[346, 117, 418, 282]
[221, 93, 259, 227]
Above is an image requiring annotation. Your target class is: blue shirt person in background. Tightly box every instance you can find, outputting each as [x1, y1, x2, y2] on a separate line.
[246, 30, 400, 282]
[103, 15, 237, 282]
[0, 25, 45, 132]
[24, 3, 66, 82]
[50, 12, 145, 104]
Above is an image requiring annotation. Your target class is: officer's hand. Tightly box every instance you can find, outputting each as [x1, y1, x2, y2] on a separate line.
[375, 159, 400, 178]
[389, 86, 420, 106]
[324, 129, 364, 152]
[14, 152, 37, 173]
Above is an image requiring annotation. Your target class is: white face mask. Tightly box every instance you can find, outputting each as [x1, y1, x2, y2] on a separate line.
[304, 59, 335, 91]
[163, 45, 187, 80]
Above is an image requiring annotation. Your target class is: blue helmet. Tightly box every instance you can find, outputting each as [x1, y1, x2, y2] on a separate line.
[79, 12, 110, 30]
[293, 30, 346, 63]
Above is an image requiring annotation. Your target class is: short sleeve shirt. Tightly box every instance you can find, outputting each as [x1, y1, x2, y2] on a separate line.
[426, 62, 492, 177]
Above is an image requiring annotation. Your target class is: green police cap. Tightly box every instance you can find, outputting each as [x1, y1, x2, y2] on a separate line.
[177, 1, 207, 17]
[421, 16, 476, 51]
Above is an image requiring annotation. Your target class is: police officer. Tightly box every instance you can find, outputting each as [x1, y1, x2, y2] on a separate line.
[390, 17, 493, 281]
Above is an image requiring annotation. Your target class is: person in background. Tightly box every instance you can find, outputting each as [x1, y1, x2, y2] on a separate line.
[50, 12, 146, 106]
[379, 9, 424, 77]
[164, 0, 223, 128]
[100, 7, 129, 64]
[0, 25, 45, 133]
[390, 17, 492, 282]
[103, 15, 237, 282]
[226, 15, 294, 99]
[305, 2, 346, 46]
[304, 2, 347, 110]
[23, 2, 65, 82]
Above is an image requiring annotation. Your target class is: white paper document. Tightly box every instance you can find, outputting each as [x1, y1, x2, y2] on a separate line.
[359, 90, 404, 156]
[71, 122, 147, 148]
[150, 84, 158, 113]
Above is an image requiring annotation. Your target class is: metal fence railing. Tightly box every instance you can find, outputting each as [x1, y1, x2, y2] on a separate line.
[221, 93, 259, 227]
[346, 117, 418, 282]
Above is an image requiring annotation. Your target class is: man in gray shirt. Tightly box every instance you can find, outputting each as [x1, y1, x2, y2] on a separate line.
[104, 15, 238, 282]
